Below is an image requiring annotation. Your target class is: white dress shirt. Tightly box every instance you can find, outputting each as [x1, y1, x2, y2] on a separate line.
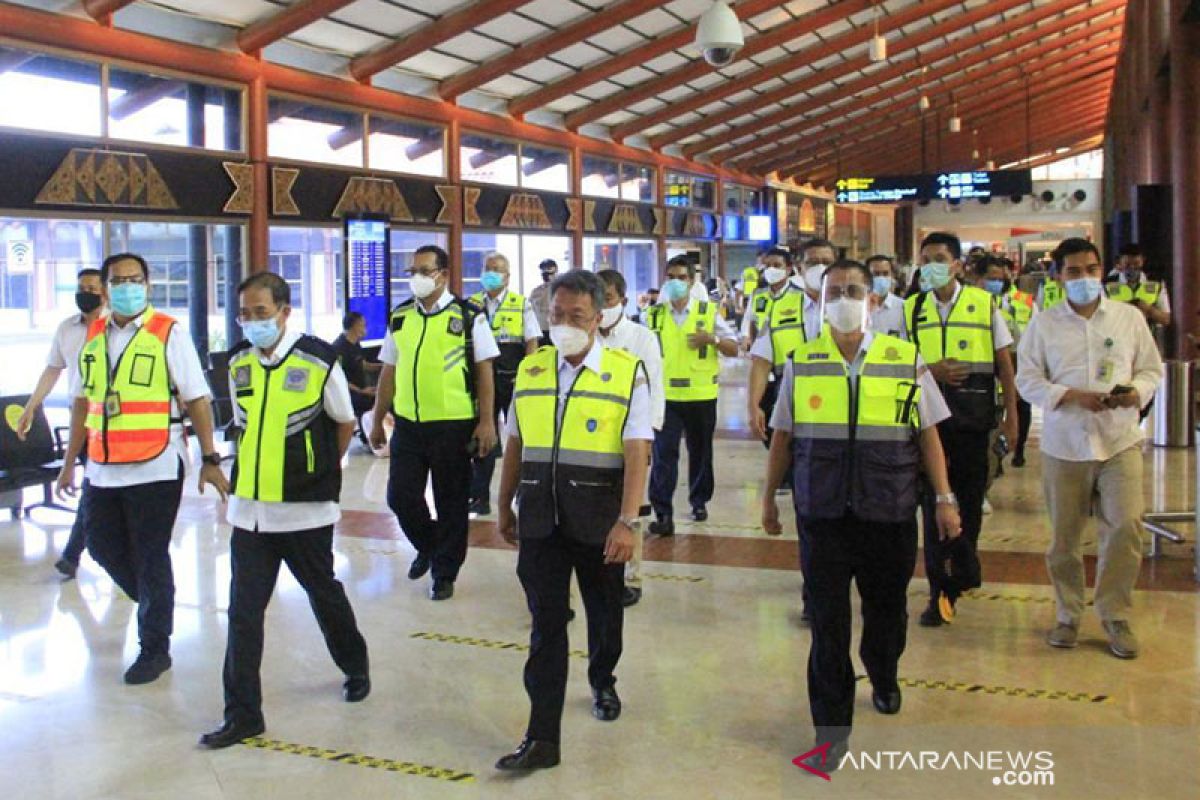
[749, 293, 824, 363]
[599, 315, 665, 430]
[481, 289, 542, 343]
[48, 313, 91, 397]
[869, 293, 907, 339]
[504, 339, 653, 442]
[1016, 297, 1164, 462]
[225, 328, 356, 533]
[770, 331, 951, 432]
[379, 289, 500, 366]
[77, 312, 211, 488]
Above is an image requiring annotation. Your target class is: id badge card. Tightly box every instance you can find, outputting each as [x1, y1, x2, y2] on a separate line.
[1096, 359, 1115, 384]
[104, 391, 122, 417]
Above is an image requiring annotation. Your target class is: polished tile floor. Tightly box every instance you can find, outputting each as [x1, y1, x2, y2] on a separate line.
[2, 361, 1198, 799]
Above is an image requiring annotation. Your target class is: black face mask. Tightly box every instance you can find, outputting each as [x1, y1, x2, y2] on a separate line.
[75, 291, 102, 313]
[541, 272, 555, 283]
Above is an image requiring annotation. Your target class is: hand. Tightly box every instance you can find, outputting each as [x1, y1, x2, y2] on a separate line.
[936, 503, 962, 541]
[473, 419, 497, 457]
[687, 331, 715, 350]
[1001, 414, 1018, 447]
[198, 462, 229, 503]
[761, 495, 783, 536]
[368, 423, 387, 450]
[929, 359, 971, 386]
[603, 522, 635, 564]
[1061, 388, 1109, 413]
[749, 406, 768, 441]
[362, 386, 377, 397]
[1105, 389, 1142, 410]
[498, 504, 517, 546]
[740, 336, 753, 352]
[14, 407, 34, 441]
[55, 461, 77, 502]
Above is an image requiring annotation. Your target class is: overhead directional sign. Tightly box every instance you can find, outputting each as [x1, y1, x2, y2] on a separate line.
[834, 170, 1033, 204]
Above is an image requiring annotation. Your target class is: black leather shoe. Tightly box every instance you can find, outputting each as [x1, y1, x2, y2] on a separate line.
[622, 586, 641, 607]
[918, 603, 944, 628]
[495, 738, 560, 771]
[691, 506, 708, 522]
[407, 554, 430, 581]
[1012, 453, 1026, 468]
[343, 675, 370, 703]
[55, 558, 77, 579]
[199, 718, 265, 750]
[648, 515, 674, 536]
[797, 738, 849, 774]
[468, 498, 491, 515]
[872, 687, 902, 715]
[430, 579, 454, 601]
[592, 686, 621, 721]
[124, 651, 171, 685]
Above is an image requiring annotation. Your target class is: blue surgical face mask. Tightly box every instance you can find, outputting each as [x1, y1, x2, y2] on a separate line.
[480, 271, 506, 292]
[1065, 277, 1102, 306]
[664, 278, 690, 302]
[920, 261, 953, 290]
[108, 282, 147, 317]
[984, 279, 1006, 296]
[871, 275, 892, 297]
[243, 318, 282, 350]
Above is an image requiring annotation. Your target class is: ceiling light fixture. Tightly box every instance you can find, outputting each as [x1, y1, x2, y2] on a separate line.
[948, 95, 962, 133]
[869, 6, 887, 62]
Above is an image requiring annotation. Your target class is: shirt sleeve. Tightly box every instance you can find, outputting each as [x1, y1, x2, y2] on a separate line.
[1015, 314, 1069, 412]
[739, 305, 755, 337]
[504, 397, 520, 441]
[379, 332, 397, 366]
[323, 362, 357, 424]
[768, 359, 795, 432]
[166, 327, 212, 403]
[522, 301, 543, 343]
[914, 356, 951, 430]
[634, 327, 666, 431]
[623, 370, 654, 441]
[991, 308, 1015, 351]
[712, 313, 737, 342]
[472, 313, 500, 362]
[1129, 312, 1165, 406]
[750, 324, 774, 362]
[47, 319, 69, 369]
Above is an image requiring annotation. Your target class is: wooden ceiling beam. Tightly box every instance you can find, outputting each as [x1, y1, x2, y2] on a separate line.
[237, 0, 358, 54]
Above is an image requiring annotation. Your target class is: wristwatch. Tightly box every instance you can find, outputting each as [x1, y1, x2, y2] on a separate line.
[617, 515, 644, 534]
[935, 492, 958, 507]
[201, 452, 222, 467]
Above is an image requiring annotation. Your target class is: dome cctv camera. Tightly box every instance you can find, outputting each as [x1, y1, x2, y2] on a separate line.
[696, 0, 744, 68]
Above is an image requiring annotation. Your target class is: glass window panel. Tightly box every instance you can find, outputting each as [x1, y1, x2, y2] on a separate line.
[619, 238, 658, 309]
[520, 144, 570, 193]
[517, 235, 571, 296]
[460, 133, 519, 186]
[388, 230, 448, 304]
[620, 163, 655, 203]
[692, 177, 716, 210]
[583, 236, 620, 272]
[665, 171, 691, 208]
[723, 186, 744, 215]
[581, 156, 620, 199]
[108, 69, 241, 151]
[0, 48, 101, 137]
[268, 98, 363, 168]
[367, 115, 445, 177]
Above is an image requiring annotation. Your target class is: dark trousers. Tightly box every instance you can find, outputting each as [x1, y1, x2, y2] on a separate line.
[223, 525, 369, 726]
[803, 514, 918, 744]
[649, 399, 717, 517]
[61, 479, 89, 564]
[1014, 398, 1032, 459]
[82, 467, 184, 655]
[920, 426, 990, 601]
[762, 377, 795, 492]
[469, 372, 515, 503]
[517, 528, 624, 744]
[387, 417, 475, 581]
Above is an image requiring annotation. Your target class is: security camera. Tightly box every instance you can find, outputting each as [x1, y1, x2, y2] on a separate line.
[696, 0, 744, 68]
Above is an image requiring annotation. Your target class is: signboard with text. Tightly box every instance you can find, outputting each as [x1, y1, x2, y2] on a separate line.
[344, 216, 391, 344]
[834, 170, 1033, 204]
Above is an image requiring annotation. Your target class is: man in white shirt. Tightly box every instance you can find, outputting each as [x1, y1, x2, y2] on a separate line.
[55, 253, 227, 685]
[528, 259, 558, 343]
[866, 255, 906, 338]
[1017, 238, 1163, 660]
[199, 272, 369, 749]
[596, 269, 664, 607]
[17, 268, 104, 578]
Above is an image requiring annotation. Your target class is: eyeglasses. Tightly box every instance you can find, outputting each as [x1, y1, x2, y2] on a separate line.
[406, 267, 443, 278]
[824, 285, 869, 301]
[108, 276, 146, 286]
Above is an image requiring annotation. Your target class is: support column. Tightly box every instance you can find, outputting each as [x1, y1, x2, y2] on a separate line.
[224, 88, 244, 346]
[1149, 71, 1172, 185]
[447, 117, 463, 293]
[248, 75, 269, 275]
[185, 83, 210, 361]
[1170, 0, 1200, 357]
[570, 144, 583, 271]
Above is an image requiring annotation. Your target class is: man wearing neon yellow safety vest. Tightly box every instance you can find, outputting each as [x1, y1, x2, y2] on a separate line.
[467, 251, 540, 516]
[199, 272, 369, 750]
[55, 253, 227, 686]
[369, 245, 499, 602]
[1104, 244, 1172, 330]
[762, 260, 960, 772]
[905, 232, 1020, 628]
[646, 254, 739, 535]
[495, 270, 652, 772]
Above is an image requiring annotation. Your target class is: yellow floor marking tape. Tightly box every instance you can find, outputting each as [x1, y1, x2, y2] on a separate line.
[411, 631, 588, 659]
[240, 736, 475, 783]
[853, 675, 1109, 704]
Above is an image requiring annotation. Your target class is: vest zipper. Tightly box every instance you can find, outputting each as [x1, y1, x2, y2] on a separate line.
[252, 373, 271, 499]
[412, 313, 428, 423]
[846, 355, 861, 513]
[550, 364, 587, 525]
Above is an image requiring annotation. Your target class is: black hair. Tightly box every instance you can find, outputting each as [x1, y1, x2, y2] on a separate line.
[415, 244, 449, 271]
[596, 268, 627, 297]
[647, 287, 660, 296]
[1052, 238, 1102, 270]
[920, 232, 963, 260]
[343, 311, 365, 331]
[238, 271, 291, 307]
[550, 270, 605, 312]
[666, 254, 694, 274]
[100, 253, 149, 283]
[764, 246, 793, 265]
[823, 259, 872, 287]
[539, 259, 559, 272]
[77, 268, 102, 280]
[971, 254, 1008, 277]
[1118, 243, 1144, 258]
[864, 254, 894, 270]
[800, 238, 835, 256]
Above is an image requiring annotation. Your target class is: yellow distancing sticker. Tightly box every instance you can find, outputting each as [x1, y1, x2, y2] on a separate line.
[240, 736, 475, 783]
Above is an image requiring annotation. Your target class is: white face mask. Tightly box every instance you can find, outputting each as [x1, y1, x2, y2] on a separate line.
[804, 264, 826, 292]
[410, 273, 439, 299]
[762, 266, 789, 286]
[600, 305, 624, 329]
[824, 298, 867, 334]
[550, 324, 590, 357]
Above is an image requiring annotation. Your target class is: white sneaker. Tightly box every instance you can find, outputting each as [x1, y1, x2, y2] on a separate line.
[981, 498, 993, 515]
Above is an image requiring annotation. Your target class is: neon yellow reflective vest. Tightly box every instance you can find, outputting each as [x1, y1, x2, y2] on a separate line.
[513, 344, 642, 544]
[648, 300, 720, 402]
[470, 289, 528, 373]
[765, 286, 810, 375]
[1041, 280, 1064, 310]
[790, 331, 922, 522]
[80, 307, 175, 464]
[742, 266, 759, 297]
[904, 283, 997, 431]
[1105, 279, 1163, 307]
[229, 335, 340, 503]
[389, 298, 477, 423]
[1006, 287, 1035, 333]
[749, 287, 774, 337]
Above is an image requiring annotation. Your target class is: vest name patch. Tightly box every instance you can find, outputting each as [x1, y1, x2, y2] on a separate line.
[284, 368, 309, 392]
[233, 365, 251, 388]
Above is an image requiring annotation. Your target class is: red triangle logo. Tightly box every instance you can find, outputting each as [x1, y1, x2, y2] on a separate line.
[792, 742, 834, 781]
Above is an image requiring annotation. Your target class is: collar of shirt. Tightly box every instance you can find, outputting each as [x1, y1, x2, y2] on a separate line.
[933, 281, 962, 309]
[484, 289, 507, 311]
[883, 293, 904, 310]
[1061, 294, 1110, 321]
[107, 311, 146, 332]
[418, 289, 455, 315]
[557, 339, 603, 378]
[600, 315, 627, 340]
[254, 327, 303, 367]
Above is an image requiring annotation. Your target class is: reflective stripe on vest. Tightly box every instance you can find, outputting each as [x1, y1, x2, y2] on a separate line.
[1106, 281, 1162, 307]
[389, 300, 476, 422]
[470, 290, 526, 344]
[80, 307, 175, 464]
[649, 300, 720, 401]
[767, 287, 809, 375]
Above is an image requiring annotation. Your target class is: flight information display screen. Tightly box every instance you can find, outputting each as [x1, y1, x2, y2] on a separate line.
[344, 216, 391, 343]
[833, 170, 1034, 204]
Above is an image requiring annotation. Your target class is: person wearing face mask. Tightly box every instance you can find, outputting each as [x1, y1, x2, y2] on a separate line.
[866, 254, 905, 338]
[763, 260, 960, 771]
[596, 269, 664, 607]
[975, 256, 1036, 469]
[529, 258, 559, 344]
[54, 253, 228, 685]
[466, 252, 541, 516]
[199, 272, 370, 749]
[369, 245, 499, 602]
[495, 270, 652, 771]
[16, 268, 105, 579]
[904, 232, 1020, 628]
[1103, 244, 1171, 331]
[1017, 238, 1162, 660]
[646, 255, 739, 535]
